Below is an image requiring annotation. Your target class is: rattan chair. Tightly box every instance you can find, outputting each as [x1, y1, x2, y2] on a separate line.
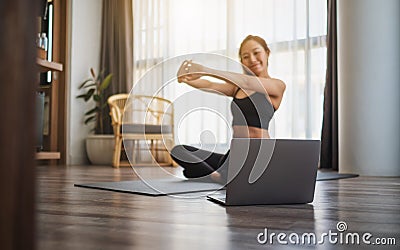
[108, 94, 175, 167]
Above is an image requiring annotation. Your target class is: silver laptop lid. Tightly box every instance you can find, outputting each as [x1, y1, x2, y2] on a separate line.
[225, 139, 320, 205]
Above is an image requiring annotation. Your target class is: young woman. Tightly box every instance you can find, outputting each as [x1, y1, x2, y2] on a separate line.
[170, 35, 286, 183]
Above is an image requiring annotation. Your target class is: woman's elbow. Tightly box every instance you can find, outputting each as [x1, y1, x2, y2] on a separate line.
[280, 80, 286, 94]
[272, 80, 286, 98]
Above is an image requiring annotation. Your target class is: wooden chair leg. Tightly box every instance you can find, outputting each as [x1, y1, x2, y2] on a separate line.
[113, 136, 122, 168]
[155, 140, 159, 163]
[165, 138, 176, 167]
[136, 140, 141, 164]
[131, 139, 136, 166]
[151, 139, 157, 164]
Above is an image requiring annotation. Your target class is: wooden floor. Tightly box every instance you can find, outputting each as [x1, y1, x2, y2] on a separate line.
[36, 165, 400, 250]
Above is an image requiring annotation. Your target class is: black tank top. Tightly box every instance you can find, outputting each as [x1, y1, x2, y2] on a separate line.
[231, 88, 275, 130]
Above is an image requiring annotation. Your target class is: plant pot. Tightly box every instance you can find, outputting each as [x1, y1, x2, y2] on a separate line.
[86, 134, 114, 165]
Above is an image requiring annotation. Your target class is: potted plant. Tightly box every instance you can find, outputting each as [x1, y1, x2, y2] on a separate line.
[77, 68, 114, 165]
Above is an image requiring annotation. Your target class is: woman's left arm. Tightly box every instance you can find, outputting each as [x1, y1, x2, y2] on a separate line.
[207, 67, 286, 98]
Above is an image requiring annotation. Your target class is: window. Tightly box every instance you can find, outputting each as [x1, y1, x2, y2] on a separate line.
[133, 0, 327, 148]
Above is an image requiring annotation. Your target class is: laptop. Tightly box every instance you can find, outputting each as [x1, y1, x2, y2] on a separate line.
[207, 138, 321, 206]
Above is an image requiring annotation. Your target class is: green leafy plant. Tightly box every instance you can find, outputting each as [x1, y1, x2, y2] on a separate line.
[77, 68, 113, 134]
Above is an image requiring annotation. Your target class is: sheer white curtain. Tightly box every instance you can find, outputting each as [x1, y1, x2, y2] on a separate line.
[132, 0, 167, 94]
[132, 0, 327, 147]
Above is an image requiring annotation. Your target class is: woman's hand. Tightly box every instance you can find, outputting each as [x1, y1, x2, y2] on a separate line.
[177, 60, 206, 83]
[175, 60, 241, 96]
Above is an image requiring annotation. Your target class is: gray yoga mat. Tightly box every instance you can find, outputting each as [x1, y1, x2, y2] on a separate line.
[75, 179, 223, 196]
[316, 172, 359, 181]
[75, 171, 358, 196]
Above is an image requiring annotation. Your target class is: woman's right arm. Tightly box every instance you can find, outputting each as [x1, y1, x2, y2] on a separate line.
[178, 77, 237, 97]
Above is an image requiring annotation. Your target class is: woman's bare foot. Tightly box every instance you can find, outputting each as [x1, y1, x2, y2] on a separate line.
[210, 171, 222, 183]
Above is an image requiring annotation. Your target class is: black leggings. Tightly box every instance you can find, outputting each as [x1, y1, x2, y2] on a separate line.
[170, 145, 229, 180]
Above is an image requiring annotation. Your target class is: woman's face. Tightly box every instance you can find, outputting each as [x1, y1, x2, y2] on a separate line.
[240, 39, 269, 77]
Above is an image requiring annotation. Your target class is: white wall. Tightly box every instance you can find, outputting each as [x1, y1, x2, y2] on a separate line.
[338, 0, 400, 176]
[66, 0, 103, 164]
